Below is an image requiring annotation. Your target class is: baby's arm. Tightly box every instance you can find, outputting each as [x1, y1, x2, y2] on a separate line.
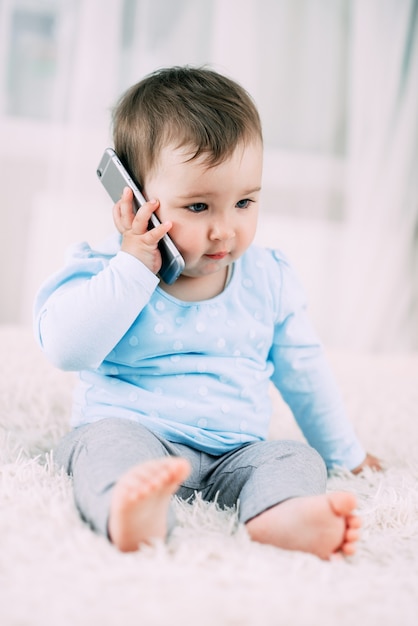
[271, 343, 367, 471]
[35, 250, 158, 370]
[270, 253, 381, 472]
[33, 192, 169, 371]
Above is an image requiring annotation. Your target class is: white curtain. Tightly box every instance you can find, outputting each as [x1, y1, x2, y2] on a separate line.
[1, 0, 417, 352]
[338, 0, 418, 351]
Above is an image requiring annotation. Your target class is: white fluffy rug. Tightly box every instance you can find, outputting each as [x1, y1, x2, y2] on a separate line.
[1, 325, 418, 626]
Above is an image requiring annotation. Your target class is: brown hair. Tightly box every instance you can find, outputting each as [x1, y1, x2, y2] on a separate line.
[112, 66, 262, 187]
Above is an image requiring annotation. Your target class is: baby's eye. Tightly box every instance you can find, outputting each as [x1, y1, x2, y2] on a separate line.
[236, 199, 253, 209]
[187, 202, 208, 213]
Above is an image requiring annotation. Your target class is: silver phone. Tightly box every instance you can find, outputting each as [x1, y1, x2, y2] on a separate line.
[96, 148, 184, 284]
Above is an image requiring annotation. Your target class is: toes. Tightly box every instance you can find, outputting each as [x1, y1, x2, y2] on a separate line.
[169, 457, 191, 479]
[117, 458, 190, 504]
[331, 538, 358, 559]
[345, 528, 361, 542]
[156, 458, 191, 490]
[327, 491, 357, 520]
[326, 492, 362, 559]
[338, 519, 362, 557]
[328, 491, 358, 517]
[347, 514, 362, 529]
[340, 541, 357, 556]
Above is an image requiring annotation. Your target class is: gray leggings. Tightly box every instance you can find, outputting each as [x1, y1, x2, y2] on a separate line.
[55, 418, 327, 538]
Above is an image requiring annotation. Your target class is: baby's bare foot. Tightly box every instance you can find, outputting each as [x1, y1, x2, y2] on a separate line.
[246, 491, 361, 560]
[108, 457, 191, 552]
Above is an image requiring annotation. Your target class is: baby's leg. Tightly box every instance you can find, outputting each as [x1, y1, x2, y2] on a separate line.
[108, 457, 190, 552]
[54, 418, 189, 547]
[246, 492, 361, 560]
[210, 439, 359, 559]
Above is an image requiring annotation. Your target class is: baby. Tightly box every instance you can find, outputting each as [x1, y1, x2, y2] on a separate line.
[34, 66, 381, 558]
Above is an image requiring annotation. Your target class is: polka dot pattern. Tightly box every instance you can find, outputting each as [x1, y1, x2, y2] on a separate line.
[86, 246, 317, 456]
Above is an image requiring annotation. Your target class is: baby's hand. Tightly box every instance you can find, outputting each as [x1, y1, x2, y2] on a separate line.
[351, 453, 383, 475]
[113, 187, 172, 276]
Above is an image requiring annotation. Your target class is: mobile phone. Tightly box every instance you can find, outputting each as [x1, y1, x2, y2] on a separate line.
[96, 148, 184, 284]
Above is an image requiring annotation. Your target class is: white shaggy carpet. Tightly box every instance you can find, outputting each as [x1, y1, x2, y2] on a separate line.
[1, 325, 418, 626]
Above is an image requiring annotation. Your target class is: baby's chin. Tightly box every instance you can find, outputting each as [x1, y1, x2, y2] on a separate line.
[181, 257, 230, 277]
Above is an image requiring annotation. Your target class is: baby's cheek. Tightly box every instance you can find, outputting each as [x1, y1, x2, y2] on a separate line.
[170, 225, 200, 256]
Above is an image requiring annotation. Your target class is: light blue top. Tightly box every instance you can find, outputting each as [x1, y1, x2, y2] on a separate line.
[34, 234, 365, 469]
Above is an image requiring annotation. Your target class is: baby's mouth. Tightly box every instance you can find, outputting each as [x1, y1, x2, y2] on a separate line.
[205, 251, 228, 260]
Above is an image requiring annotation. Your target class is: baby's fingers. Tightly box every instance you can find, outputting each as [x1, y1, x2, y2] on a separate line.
[144, 218, 173, 245]
[113, 187, 136, 234]
[131, 197, 161, 235]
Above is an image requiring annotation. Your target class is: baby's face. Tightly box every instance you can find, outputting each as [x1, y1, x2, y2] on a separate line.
[143, 140, 263, 280]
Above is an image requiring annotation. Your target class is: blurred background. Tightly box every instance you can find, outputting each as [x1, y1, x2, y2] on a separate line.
[0, 0, 417, 352]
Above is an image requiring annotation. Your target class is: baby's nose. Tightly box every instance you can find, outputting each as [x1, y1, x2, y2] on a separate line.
[209, 217, 235, 240]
